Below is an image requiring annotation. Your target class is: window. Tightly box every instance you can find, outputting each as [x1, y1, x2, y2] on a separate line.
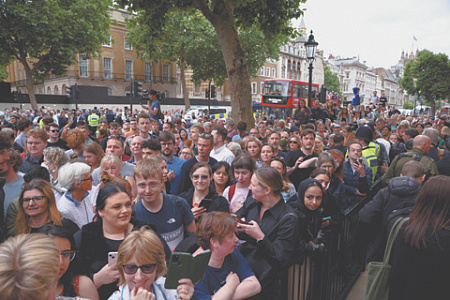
[103, 57, 112, 79]
[125, 86, 131, 96]
[79, 55, 89, 77]
[107, 88, 113, 96]
[163, 64, 169, 82]
[260, 82, 264, 94]
[266, 67, 270, 77]
[124, 38, 132, 50]
[260, 67, 264, 76]
[125, 60, 133, 80]
[251, 82, 257, 94]
[145, 62, 152, 81]
[103, 35, 111, 47]
[272, 68, 276, 78]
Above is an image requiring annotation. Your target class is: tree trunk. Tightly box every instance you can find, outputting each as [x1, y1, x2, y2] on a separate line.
[179, 51, 190, 111]
[428, 92, 435, 116]
[198, 1, 253, 128]
[22, 62, 38, 111]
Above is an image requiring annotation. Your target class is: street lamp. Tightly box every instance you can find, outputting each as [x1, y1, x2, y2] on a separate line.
[305, 30, 318, 108]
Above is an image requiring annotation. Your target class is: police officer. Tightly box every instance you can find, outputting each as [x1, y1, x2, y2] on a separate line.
[87, 108, 100, 136]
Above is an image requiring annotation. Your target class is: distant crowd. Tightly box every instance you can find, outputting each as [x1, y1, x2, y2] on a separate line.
[0, 93, 450, 300]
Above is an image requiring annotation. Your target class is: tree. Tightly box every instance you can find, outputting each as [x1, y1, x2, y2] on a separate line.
[399, 49, 450, 115]
[403, 100, 414, 109]
[127, 9, 287, 111]
[117, 0, 305, 125]
[323, 65, 341, 97]
[0, 65, 7, 81]
[0, 0, 111, 110]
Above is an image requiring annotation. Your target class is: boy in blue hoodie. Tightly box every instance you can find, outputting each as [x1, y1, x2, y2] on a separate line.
[352, 87, 361, 119]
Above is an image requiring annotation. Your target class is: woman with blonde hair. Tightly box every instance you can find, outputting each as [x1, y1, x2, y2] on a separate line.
[109, 226, 194, 300]
[15, 178, 79, 235]
[100, 154, 136, 199]
[0, 233, 60, 300]
[43, 147, 69, 184]
[245, 136, 262, 163]
[83, 142, 105, 172]
[235, 166, 298, 299]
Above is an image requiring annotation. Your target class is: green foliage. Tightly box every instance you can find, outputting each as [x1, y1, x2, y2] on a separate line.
[0, 0, 111, 76]
[0, 65, 8, 81]
[323, 65, 341, 97]
[0, 0, 111, 109]
[403, 100, 414, 109]
[126, 10, 284, 87]
[399, 49, 450, 114]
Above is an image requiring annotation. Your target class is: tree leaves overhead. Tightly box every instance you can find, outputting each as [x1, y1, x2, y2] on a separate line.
[399, 49, 450, 114]
[0, 0, 111, 76]
[126, 9, 285, 86]
[323, 65, 341, 97]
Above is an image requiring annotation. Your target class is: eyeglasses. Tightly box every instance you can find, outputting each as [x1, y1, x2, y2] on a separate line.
[61, 250, 76, 261]
[122, 264, 156, 275]
[50, 130, 59, 133]
[320, 165, 333, 169]
[180, 152, 192, 156]
[192, 174, 209, 180]
[160, 142, 173, 147]
[198, 133, 212, 138]
[80, 176, 93, 182]
[22, 195, 47, 205]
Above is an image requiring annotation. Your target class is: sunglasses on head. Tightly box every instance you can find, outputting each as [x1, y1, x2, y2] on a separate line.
[198, 133, 212, 138]
[122, 264, 156, 275]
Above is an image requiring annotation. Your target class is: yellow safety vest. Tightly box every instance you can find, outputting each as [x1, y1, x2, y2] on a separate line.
[88, 113, 99, 127]
[363, 142, 379, 182]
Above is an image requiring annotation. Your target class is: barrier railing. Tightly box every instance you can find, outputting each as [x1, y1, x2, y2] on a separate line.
[287, 193, 374, 300]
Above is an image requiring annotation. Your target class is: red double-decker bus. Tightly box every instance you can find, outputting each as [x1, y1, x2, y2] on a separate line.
[260, 79, 320, 120]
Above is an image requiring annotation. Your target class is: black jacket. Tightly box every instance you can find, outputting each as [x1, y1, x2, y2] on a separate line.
[287, 179, 326, 261]
[359, 176, 421, 262]
[74, 218, 171, 300]
[178, 188, 230, 216]
[388, 220, 450, 300]
[236, 196, 298, 298]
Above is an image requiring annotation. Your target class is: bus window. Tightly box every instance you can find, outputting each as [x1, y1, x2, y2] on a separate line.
[263, 80, 290, 96]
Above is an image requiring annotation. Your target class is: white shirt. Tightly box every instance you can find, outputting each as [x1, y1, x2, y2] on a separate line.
[210, 144, 235, 165]
[57, 191, 95, 228]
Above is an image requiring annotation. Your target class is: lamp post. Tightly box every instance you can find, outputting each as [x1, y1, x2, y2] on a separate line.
[305, 30, 318, 108]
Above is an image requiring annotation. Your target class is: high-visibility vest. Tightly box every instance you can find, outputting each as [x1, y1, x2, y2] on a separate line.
[363, 141, 379, 182]
[88, 113, 99, 127]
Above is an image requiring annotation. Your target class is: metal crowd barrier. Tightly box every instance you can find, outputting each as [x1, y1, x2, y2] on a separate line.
[287, 193, 374, 300]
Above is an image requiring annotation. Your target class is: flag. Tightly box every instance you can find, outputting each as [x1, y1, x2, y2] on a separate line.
[413, 36, 417, 41]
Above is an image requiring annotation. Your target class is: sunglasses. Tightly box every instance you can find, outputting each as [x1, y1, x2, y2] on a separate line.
[192, 174, 209, 180]
[50, 130, 59, 133]
[289, 141, 298, 144]
[122, 264, 156, 275]
[198, 133, 212, 138]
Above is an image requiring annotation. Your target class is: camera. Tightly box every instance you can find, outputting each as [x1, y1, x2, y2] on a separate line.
[140, 89, 166, 105]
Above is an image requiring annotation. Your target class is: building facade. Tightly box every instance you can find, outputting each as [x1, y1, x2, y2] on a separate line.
[6, 8, 178, 100]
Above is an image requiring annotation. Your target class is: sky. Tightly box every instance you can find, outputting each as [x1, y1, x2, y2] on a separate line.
[295, 0, 450, 69]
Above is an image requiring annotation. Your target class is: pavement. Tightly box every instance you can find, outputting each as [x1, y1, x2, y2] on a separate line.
[345, 269, 368, 300]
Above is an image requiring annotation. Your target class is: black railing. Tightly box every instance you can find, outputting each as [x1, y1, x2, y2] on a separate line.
[287, 193, 374, 300]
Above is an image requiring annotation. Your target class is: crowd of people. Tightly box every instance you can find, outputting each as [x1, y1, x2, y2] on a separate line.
[0, 92, 450, 300]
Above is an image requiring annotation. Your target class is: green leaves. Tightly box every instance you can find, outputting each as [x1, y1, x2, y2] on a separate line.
[323, 65, 341, 97]
[400, 49, 450, 114]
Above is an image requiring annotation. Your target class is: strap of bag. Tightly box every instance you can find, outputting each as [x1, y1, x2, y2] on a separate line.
[382, 217, 409, 264]
[228, 184, 237, 202]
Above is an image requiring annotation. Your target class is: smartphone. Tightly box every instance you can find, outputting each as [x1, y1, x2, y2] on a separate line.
[165, 251, 211, 289]
[199, 198, 212, 210]
[358, 158, 363, 164]
[108, 252, 118, 266]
